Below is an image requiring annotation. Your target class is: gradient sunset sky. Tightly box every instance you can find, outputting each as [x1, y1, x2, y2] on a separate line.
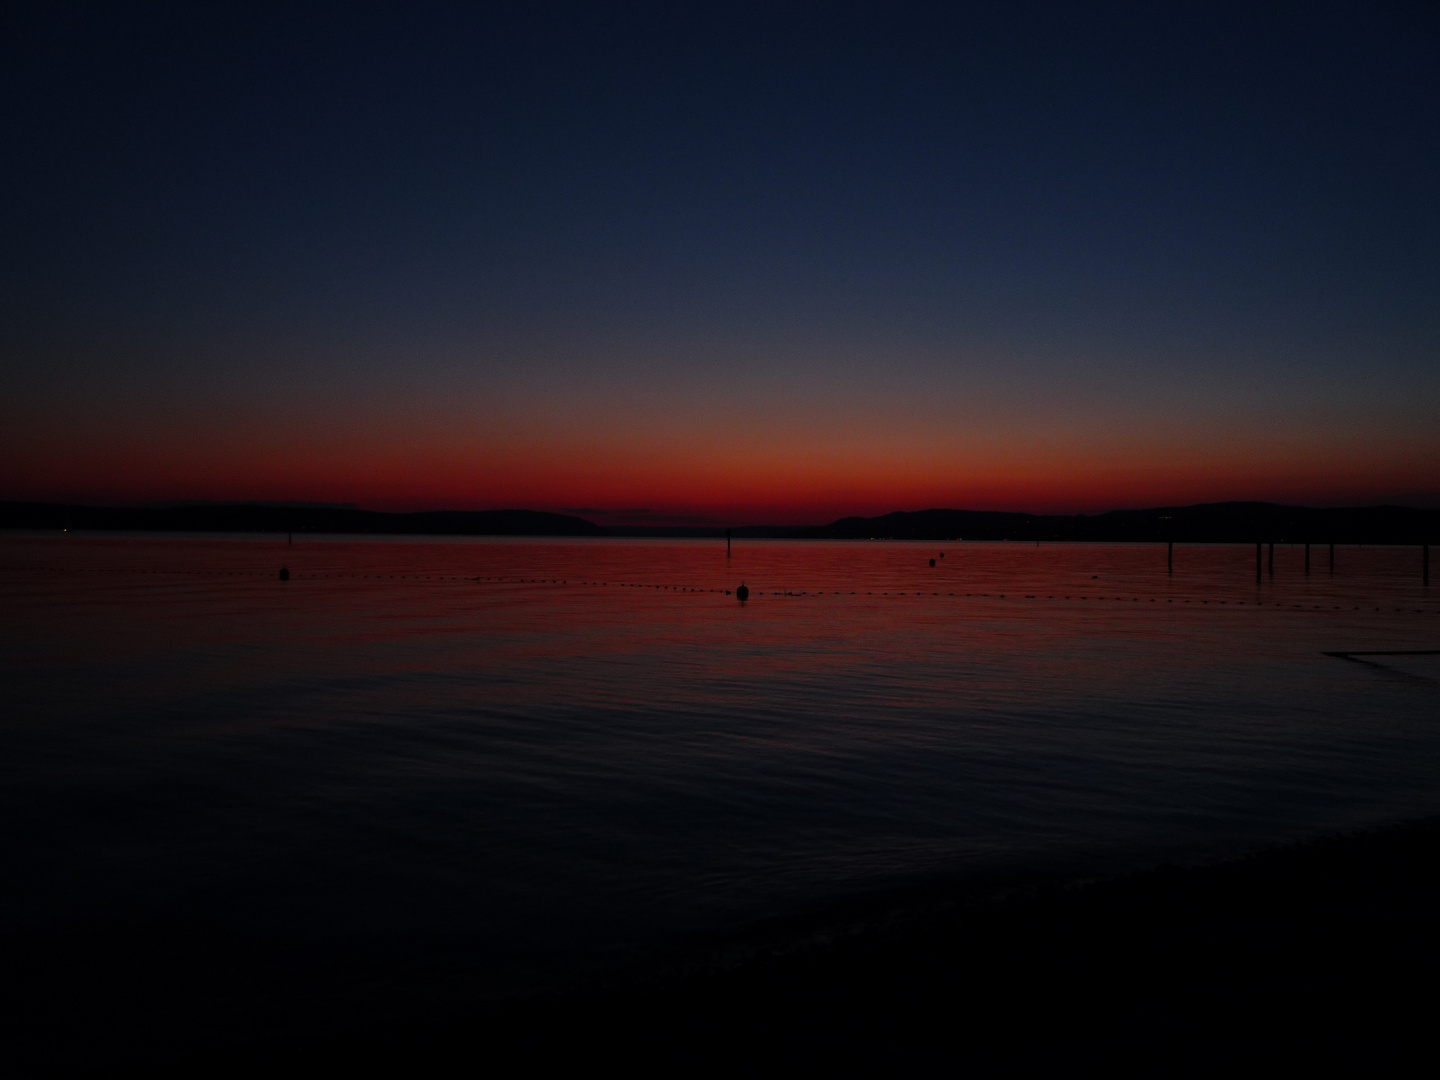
[3, 3, 1437, 524]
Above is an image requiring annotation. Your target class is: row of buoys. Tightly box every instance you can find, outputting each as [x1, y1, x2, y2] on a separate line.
[19, 563, 1433, 613]
[21, 562, 1412, 613]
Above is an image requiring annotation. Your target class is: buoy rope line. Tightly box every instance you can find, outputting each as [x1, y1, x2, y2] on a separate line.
[5, 565, 1438, 614]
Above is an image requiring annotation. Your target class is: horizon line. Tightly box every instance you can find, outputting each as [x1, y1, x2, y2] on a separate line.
[4, 495, 1438, 532]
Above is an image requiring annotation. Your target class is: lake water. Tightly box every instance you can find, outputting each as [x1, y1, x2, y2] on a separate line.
[2, 534, 1437, 1065]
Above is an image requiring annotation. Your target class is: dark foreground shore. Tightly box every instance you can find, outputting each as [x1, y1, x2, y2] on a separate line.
[115, 819, 1438, 1077]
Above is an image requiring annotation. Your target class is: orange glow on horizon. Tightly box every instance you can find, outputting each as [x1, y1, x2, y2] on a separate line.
[4, 373, 1437, 522]
[6, 427, 1435, 524]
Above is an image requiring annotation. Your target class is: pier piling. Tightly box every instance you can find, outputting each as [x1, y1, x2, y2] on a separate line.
[1305, 542, 1310, 576]
[1167, 540, 1173, 574]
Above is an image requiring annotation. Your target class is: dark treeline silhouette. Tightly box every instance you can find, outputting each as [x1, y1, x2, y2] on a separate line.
[1, 499, 1433, 542]
[0, 501, 604, 537]
[798, 501, 1435, 543]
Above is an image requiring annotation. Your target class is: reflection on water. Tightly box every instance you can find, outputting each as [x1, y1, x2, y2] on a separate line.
[1, 534, 1437, 1060]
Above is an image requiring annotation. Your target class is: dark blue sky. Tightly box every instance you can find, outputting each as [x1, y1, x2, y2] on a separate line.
[3, 3, 1437, 518]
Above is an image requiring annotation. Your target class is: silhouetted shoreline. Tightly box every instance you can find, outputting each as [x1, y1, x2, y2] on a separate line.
[3, 499, 1435, 544]
[91, 817, 1437, 1076]
[0, 502, 605, 537]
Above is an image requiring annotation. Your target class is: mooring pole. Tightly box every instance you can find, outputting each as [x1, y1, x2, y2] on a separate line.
[1167, 540, 1173, 574]
[1256, 540, 1262, 582]
[1425, 541, 1430, 586]
[1268, 541, 1274, 576]
[726, 528, 732, 558]
[1305, 542, 1310, 576]
[1329, 542, 1335, 573]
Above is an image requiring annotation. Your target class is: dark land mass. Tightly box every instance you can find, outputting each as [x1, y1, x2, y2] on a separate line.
[24, 819, 1439, 1077]
[802, 501, 1437, 544]
[0, 501, 604, 537]
[2, 499, 1434, 543]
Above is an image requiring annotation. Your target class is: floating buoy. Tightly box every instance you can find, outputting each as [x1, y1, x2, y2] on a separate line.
[929, 558, 936, 567]
[279, 567, 289, 581]
[736, 582, 749, 602]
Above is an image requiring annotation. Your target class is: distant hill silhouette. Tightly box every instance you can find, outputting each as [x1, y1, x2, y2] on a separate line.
[799, 502, 1434, 544]
[1, 499, 1432, 542]
[0, 502, 604, 537]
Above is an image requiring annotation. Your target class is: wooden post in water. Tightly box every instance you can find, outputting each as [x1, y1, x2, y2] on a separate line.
[1305, 542, 1310, 576]
[1167, 540, 1173, 574]
[726, 528, 732, 558]
[1268, 541, 1274, 576]
[1329, 542, 1335, 573]
[1256, 540, 1262, 582]
[1426, 541, 1430, 586]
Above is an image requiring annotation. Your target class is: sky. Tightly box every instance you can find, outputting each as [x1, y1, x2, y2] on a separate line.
[2, 2, 1437, 524]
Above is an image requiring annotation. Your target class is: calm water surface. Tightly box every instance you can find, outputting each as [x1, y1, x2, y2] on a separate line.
[2, 534, 1437, 1061]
